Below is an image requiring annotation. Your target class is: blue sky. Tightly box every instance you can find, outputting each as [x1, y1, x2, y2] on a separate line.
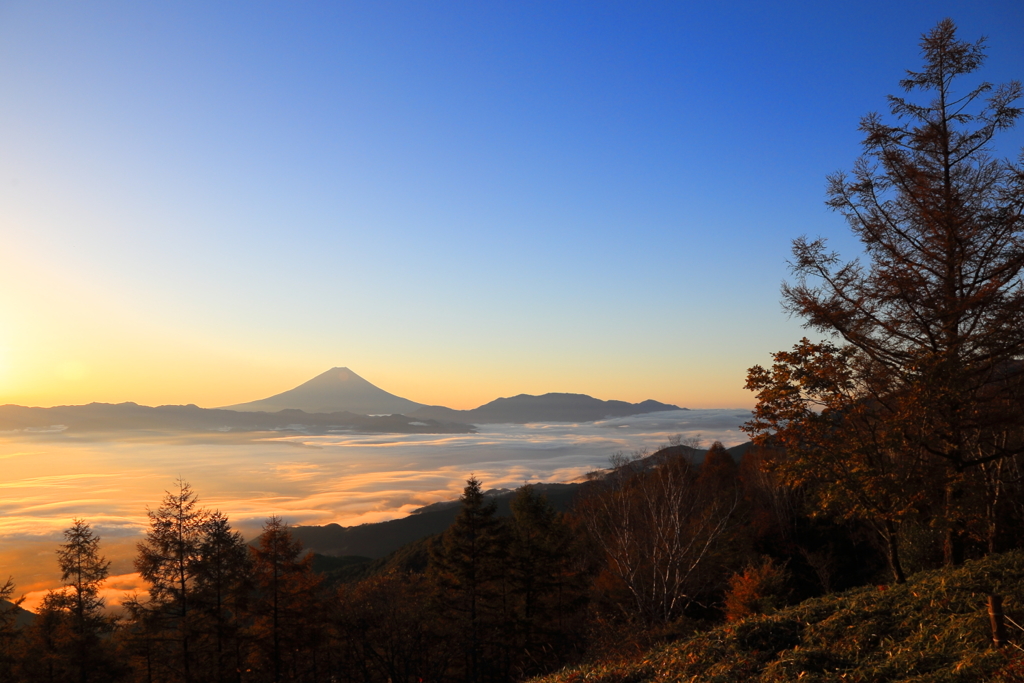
[1, 1, 1022, 409]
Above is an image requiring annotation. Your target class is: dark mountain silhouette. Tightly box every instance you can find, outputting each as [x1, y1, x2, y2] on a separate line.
[294, 443, 750, 560]
[226, 368, 682, 423]
[0, 368, 685, 436]
[0, 599, 35, 627]
[292, 483, 584, 559]
[0, 402, 472, 435]
[409, 393, 682, 424]
[222, 367, 424, 415]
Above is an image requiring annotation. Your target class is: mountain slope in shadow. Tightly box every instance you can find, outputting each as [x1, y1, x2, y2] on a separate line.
[292, 483, 584, 559]
[294, 443, 749, 561]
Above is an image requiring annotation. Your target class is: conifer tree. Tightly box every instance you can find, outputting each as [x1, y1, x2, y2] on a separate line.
[249, 516, 323, 683]
[134, 480, 210, 682]
[57, 521, 110, 629]
[55, 519, 113, 683]
[193, 511, 253, 683]
[698, 442, 739, 494]
[0, 577, 24, 681]
[429, 477, 508, 683]
[747, 19, 1024, 569]
[336, 571, 456, 683]
[18, 522, 119, 682]
[506, 485, 587, 677]
[20, 598, 68, 683]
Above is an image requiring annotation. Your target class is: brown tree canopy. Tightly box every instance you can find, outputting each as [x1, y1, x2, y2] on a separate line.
[781, 18, 1024, 472]
[745, 338, 936, 583]
[746, 20, 1024, 576]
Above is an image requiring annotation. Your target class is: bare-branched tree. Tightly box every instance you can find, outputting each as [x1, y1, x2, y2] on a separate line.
[578, 449, 737, 626]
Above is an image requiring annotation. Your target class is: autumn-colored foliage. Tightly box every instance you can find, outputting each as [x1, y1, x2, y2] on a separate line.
[248, 516, 326, 681]
[746, 18, 1024, 581]
[536, 549, 1024, 683]
[4, 23, 1023, 682]
[723, 557, 791, 622]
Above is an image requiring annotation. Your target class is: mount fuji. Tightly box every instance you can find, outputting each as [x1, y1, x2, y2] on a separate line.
[224, 367, 682, 423]
[221, 367, 424, 416]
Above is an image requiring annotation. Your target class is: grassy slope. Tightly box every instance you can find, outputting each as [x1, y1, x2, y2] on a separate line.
[537, 551, 1024, 683]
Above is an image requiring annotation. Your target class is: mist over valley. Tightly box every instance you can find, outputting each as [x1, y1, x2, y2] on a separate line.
[0, 368, 747, 608]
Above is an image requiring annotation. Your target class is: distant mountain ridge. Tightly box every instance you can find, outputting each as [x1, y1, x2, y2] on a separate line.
[223, 367, 683, 423]
[0, 368, 686, 435]
[0, 402, 472, 435]
[410, 393, 682, 424]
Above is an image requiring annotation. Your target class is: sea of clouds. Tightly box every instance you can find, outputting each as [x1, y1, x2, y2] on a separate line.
[0, 408, 751, 601]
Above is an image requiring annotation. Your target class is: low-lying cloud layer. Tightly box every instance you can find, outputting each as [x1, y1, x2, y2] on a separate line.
[0, 409, 749, 598]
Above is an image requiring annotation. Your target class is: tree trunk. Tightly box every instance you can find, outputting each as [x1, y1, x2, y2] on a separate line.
[884, 521, 906, 584]
[943, 482, 965, 566]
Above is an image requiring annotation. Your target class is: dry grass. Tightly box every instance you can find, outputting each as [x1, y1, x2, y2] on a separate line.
[536, 550, 1024, 682]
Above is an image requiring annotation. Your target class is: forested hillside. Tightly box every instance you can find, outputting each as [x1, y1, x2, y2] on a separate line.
[0, 438, 964, 682]
[535, 550, 1024, 683]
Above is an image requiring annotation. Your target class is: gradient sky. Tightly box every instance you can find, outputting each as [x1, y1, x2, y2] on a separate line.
[1, 1, 1022, 410]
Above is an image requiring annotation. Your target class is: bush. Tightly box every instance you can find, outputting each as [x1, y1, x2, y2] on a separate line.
[723, 557, 791, 621]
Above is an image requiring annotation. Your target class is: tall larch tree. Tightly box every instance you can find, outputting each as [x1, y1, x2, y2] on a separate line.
[505, 485, 588, 678]
[134, 479, 210, 682]
[746, 18, 1024, 570]
[249, 516, 324, 683]
[55, 519, 113, 683]
[192, 511, 253, 683]
[428, 477, 508, 683]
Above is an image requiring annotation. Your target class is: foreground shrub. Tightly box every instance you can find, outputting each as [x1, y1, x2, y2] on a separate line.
[535, 550, 1024, 683]
[723, 557, 791, 621]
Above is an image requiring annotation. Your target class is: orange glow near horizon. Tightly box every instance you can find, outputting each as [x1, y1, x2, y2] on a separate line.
[20, 573, 146, 615]
[0, 232, 761, 411]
